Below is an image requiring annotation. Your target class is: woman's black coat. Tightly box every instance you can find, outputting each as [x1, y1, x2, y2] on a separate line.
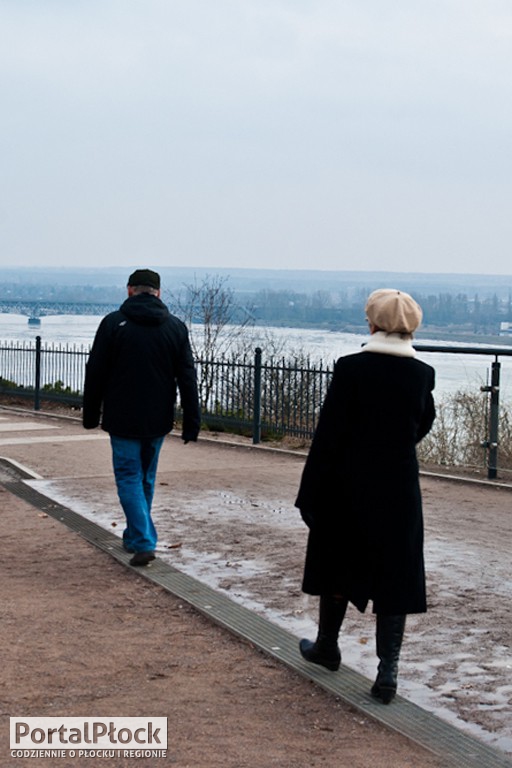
[295, 348, 435, 615]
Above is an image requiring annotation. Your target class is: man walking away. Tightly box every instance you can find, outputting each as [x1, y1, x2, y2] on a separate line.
[83, 268, 201, 566]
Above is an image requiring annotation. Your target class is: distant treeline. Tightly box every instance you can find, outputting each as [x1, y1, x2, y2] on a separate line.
[248, 288, 512, 334]
[4, 280, 512, 335]
[3, 283, 123, 304]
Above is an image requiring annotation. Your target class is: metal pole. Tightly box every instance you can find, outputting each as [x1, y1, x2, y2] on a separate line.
[481, 358, 500, 479]
[487, 360, 500, 479]
[34, 335, 41, 411]
[253, 347, 262, 445]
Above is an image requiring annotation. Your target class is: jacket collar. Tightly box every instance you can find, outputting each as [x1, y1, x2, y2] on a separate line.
[362, 330, 416, 358]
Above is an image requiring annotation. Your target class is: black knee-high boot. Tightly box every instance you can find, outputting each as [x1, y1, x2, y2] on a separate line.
[371, 614, 406, 704]
[299, 595, 348, 671]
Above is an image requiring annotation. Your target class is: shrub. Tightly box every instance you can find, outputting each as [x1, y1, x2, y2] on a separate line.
[417, 387, 512, 472]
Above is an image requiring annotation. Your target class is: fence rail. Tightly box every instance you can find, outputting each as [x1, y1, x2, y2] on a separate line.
[1, 336, 512, 479]
[195, 348, 332, 440]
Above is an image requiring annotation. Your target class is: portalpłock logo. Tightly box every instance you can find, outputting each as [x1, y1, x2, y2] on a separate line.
[10, 718, 168, 759]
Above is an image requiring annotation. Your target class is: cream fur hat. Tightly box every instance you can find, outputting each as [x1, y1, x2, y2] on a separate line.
[365, 289, 422, 334]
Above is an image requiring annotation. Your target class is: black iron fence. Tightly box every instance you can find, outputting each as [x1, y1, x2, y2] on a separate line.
[1, 336, 512, 479]
[196, 348, 332, 440]
[0, 337, 89, 409]
[0, 339, 333, 440]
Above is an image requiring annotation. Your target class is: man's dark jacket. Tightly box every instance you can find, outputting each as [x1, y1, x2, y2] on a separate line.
[83, 293, 200, 441]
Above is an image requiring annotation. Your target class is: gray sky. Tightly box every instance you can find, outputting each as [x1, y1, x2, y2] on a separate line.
[2, 1, 512, 274]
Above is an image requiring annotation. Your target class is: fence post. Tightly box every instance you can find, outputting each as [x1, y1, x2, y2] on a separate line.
[481, 358, 500, 479]
[253, 347, 262, 445]
[34, 335, 42, 411]
[487, 359, 500, 479]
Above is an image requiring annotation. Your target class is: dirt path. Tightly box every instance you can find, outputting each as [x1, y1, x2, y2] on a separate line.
[2, 491, 447, 768]
[1, 408, 511, 763]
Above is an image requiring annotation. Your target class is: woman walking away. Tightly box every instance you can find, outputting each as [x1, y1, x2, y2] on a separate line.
[296, 289, 435, 704]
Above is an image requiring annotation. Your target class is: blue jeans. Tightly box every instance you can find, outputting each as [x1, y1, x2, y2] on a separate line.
[110, 435, 164, 553]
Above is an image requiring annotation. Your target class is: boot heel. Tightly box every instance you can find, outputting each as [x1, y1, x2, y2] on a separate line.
[371, 680, 396, 704]
[377, 686, 396, 704]
[299, 638, 341, 671]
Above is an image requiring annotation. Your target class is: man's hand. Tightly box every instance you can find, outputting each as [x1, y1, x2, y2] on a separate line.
[83, 416, 100, 430]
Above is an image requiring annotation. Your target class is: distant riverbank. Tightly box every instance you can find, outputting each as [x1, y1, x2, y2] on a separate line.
[2, 313, 512, 398]
[416, 327, 512, 346]
[2, 310, 512, 350]
[245, 315, 512, 347]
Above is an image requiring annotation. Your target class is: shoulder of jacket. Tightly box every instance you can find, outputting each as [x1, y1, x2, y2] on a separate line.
[335, 351, 366, 369]
[102, 310, 126, 327]
[165, 314, 188, 333]
[413, 357, 435, 375]
[92, 311, 128, 340]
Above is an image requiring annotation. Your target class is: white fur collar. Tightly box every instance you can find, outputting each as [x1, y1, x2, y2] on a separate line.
[362, 331, 416, 358]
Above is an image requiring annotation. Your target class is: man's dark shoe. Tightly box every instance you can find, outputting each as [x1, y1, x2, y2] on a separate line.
[129, 551, 156, 567]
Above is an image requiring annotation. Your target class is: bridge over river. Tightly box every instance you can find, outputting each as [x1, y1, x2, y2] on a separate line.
[0, 300, 119, 324]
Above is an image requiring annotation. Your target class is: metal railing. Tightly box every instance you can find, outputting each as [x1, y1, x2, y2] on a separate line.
[0, 338, 333, 440]
[1, 337, 512, 478]
[196, 348, 332, 441]
[414, 344, 512, 479]
[0, 337, 89, 409]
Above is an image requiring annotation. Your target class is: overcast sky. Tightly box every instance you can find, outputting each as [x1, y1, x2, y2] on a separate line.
[1, 1, 512, 274]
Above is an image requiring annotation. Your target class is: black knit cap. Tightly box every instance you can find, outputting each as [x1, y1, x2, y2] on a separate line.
[127, 269, 160, 290]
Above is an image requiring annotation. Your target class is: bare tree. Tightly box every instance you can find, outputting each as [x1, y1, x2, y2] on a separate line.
[166, 274, 255, 410]
[167, 274, 253, 358]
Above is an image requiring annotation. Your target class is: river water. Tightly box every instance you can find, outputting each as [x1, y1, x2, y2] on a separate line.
[1, 313, 512, 400]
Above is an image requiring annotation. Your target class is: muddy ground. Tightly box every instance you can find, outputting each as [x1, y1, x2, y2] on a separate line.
[0, 407, 509, 758]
